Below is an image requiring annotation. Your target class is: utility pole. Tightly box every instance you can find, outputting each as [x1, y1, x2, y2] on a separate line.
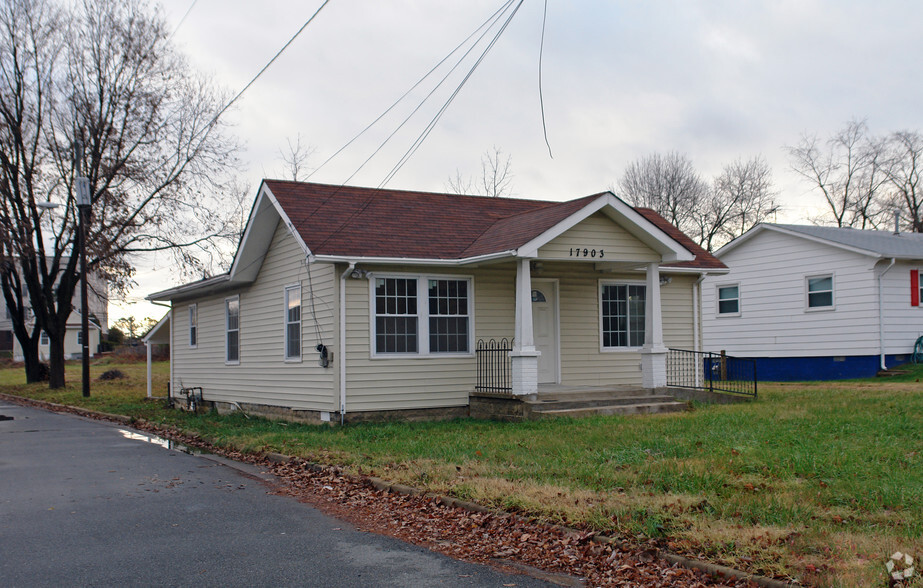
[75, 176, 91, 398]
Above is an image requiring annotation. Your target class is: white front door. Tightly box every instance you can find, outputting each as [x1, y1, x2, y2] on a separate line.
[531, 280, 559, 384]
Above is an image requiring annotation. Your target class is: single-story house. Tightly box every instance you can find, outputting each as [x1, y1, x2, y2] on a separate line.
[147, 181, 726, 422]
[702, 223, 923, 380]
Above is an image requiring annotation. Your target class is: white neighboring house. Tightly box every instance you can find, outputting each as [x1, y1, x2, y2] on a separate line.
[0, 262, 109, 361]
[147, 180, 727, 423]
[702, 224, 923, 380]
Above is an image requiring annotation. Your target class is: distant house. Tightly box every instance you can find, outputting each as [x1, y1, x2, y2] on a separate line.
[702, 224, 923, 380]
[0, 262, 108, 361]
[147, 181, 726, 422]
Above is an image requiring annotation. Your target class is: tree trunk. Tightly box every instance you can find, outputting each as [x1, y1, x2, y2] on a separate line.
[47, 332, 66, 389]
[21, 337, 44, 383]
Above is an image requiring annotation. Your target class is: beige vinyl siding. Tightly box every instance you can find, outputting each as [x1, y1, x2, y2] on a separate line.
[545, 262, 693, 386]
[171, 221, 337, 410]
[538, 212, 659, 262]
[344, 263, 515, 412]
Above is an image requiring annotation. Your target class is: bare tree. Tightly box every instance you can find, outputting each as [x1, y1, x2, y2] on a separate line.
[713, 156, 780, 248]
[278, 134, 316, 181]
[618, 152, 779, 251]
[0, 0, 241, 387]
[883, 131, 923, 232]
[618, 151, 709, 239]
[787, 119, 889, 229]
[447, 146, 514, 197]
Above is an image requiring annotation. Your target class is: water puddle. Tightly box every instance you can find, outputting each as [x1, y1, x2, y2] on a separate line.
[118, 429, 204, 455]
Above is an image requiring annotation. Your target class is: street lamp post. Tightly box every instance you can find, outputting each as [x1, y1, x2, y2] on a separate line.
[75, 177, 91, 398]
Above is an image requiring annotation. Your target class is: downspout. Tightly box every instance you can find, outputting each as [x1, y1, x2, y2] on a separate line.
[338, 262, 355, 425]
[878, 258, 896, 370]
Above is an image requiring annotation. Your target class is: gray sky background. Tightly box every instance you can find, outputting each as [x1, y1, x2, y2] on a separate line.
[118, 0, 923, 324]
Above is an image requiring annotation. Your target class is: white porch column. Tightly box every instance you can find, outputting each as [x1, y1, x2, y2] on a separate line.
[641, 262, 668, 389]
[510, 258, 540, 396]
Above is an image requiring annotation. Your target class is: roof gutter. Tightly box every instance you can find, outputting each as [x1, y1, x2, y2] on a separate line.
[312, 250, 518, 267]
[878, 257, 897, 371]
[338, 262, 356, 425]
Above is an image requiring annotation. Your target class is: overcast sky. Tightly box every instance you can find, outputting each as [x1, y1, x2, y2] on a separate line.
[117, 0, 923, 324]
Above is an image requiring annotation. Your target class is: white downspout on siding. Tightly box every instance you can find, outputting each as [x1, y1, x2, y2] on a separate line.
[878, 258, 896, 370]
[338, 262, 355, 425]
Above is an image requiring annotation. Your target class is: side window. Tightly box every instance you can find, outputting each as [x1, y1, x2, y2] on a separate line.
[806, 275, 834, 309]
[226, 296, 240, 364]
[189, 305, 197, 347]
[284, 285, 301, 360]
[717, 284, 740, 315]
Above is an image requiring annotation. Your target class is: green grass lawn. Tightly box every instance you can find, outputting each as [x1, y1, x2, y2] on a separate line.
[2, 359, 922, 586]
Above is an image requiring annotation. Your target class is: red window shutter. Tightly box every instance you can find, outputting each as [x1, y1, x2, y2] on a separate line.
[912, 270, 920, 307]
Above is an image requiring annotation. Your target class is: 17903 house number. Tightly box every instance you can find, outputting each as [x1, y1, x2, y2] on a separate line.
[569, 247, 604, 258]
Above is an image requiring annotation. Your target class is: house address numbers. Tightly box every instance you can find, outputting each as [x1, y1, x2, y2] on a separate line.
[569, 247, 604, 258]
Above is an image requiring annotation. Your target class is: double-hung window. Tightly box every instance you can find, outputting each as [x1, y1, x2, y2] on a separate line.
[600, 283, 646, 349]
[284, 285, 301, 360]
[373, 275, 471, 356]
[717, 284, 740, 316]
[188, 305, 197, 347]
[40, 331, 49, 346]
[806, 275, 834, 309]
[226, 296, 240, 364]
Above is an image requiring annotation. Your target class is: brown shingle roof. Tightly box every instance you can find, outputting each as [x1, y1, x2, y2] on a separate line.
[263, 180, 724, 270]
[634, 208, 725, 269]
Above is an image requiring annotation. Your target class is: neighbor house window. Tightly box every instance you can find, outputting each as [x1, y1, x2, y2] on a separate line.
[77, 330, 83, 345]
[717, 284, 740, 315]
[284, 285, 301, 360]
[806, 275, 834, 309]
[188, 304, 197, 347]
[600, 283, 646, 348]
[40, 331, 49, 345]
[225, 296, 239, 363]
[373, 275, 471, 356]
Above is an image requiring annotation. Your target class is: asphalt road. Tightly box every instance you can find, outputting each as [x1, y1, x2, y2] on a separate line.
[0, 400, 552, 587]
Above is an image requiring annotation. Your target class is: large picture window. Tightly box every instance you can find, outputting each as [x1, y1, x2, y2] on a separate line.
[284, 285, 301, 360]
[226, 296, 239, 364]
[600, 283, 646, 348]
[373, 275, 471, 356]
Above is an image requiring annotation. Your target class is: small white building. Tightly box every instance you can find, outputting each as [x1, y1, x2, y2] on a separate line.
[702, 223, 923, 380]
[148, 181, 726, 422]
[1, 262, 108, 361]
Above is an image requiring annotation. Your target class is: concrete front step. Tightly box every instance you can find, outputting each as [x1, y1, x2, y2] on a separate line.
[529, 394, 678, 411]
[533, 401, 689, 419]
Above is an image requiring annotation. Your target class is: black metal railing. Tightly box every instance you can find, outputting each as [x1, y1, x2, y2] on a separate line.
[475, 338, 512, 393]
[667, 348, 757, 398]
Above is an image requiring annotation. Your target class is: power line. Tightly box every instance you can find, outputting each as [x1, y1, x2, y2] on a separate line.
[168, 0, 199, 42]
[212, 0, 332, 124]
[379, 0, 524, 188]
[538, 0, 553, 159]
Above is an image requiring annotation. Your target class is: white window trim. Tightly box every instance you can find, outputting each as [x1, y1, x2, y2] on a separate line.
[225, 295, 240, 365]
[188, 304, 197, 348]
[283, 283, 302, 362]
[368, 272, 475, 359]
[40, 331, 49, 346]
[716, 283, 741, 317]
[805, 273, 835, 312]
[598, 279, 647, 353]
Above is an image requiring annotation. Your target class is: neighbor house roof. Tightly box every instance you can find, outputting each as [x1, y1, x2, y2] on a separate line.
[718, 223, 923, 260]
[148, 181, 725, 301]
